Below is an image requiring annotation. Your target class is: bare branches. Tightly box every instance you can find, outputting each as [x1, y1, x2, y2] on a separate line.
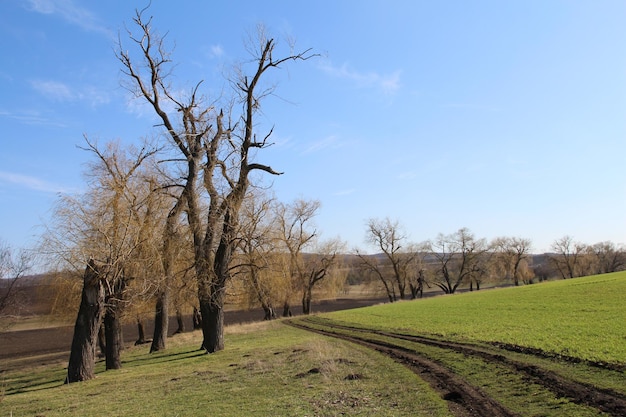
[0, 241, 33, 318]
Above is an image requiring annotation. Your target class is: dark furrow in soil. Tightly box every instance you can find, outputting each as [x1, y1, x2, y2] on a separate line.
[287, 320, 519, 417]
[299, 318, 626, 417]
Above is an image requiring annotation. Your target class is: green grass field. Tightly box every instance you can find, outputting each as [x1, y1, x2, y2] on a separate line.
[325, 271, 626, 366]
[2, 272, 625, 416]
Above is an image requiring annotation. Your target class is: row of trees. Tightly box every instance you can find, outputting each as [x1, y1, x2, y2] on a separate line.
[355, 218, 625, 303]
[39, 7, 316, 383]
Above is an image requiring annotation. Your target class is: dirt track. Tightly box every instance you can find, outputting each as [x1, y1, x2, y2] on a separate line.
[289, 317, 626, 417]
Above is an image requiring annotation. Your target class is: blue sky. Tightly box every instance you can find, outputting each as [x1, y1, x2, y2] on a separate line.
[0, 0, 624, 256]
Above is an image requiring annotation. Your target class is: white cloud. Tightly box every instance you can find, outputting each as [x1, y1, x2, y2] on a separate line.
[26, 0, 111, 35]
[30, 79, 110, 106]
[210, 44, 224, 58]
[319, 61, 401, 94]
[30, 80, 73, 101]
[25, 0, 112, 37]
[0, 171, 77, 194]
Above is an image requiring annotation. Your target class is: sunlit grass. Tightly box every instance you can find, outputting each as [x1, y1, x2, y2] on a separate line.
[1, 321, 450, 417]
[324, 272, 626, 365]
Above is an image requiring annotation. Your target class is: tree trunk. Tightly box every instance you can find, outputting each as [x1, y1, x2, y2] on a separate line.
[262, 305, 276, 321]
[282, 300, 292, 317]
[104, 308, 123, 370]
[302, 288, 312, 315]
[192, 306, 202, 329]
[150, 289, 169, 352]
[135, 317, 147, 345]
[174, 308, 185, 334]
[103, 277, 126, 370]
[97, 323, 106, 357]
[65, 260, 105, 384]
[199, 297, 224, 353]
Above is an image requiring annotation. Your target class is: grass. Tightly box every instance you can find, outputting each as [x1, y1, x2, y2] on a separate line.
[1, 321, 450, 417]
[323, 271, 626, 366]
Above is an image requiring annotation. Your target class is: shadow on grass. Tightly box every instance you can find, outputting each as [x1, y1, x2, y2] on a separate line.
[5, 373, 65, 396]
[122, 348, 208, 368]
[4, 349, 207, 396]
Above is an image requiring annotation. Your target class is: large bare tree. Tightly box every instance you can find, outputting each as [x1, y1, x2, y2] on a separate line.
[117, 8, 315, 352]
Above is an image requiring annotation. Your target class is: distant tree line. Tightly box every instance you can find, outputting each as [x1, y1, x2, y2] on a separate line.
[353, 218, 625, 302]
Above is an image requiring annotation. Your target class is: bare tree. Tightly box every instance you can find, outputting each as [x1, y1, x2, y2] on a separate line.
[43, 138, 162, 380]
[550, 236, 586, 279]
[117, 8, 315, 352]
[428, 228, 487, 294]
[492, 236, 533, 286]
[274, 199, 320, 316]
[357, 218, 416, 301]
[0, 241, 33, 328]
[300, 238, 345, 314]
[590, 241, 625, 274]
[236, 192, 280, 320]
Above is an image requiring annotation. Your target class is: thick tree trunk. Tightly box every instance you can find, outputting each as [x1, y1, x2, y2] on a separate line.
[65, 260, 105, 384]
[199, 297, 224, 353]
[104, 308, 123, 370]
[174, 308, 185, 334]
[150, 289, 168, 352]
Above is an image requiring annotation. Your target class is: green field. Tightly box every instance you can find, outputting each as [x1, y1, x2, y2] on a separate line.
[1, 272, 625, 416]
[324, 271, 626, 366]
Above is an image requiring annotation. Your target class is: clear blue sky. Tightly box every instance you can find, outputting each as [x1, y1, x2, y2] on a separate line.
[1, 0, 625, 256]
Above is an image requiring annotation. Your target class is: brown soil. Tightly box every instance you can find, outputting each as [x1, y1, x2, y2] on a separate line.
[288, 318, 626, 417]
[0, 297, 388, 363]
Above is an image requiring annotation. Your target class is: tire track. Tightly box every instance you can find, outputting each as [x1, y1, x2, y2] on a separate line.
[290, 318, 626, 417]
[287, 319, 519, 417]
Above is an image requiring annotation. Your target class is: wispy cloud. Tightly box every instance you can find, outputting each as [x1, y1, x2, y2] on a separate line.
[303, 135, 343, 154]
[333, 188, 356, 196]
[0, 171, 77, 194]
[30, 79, 110, 106]
[25, 0, 112, 37]
[319, 61, 401, 95]
[0, 110, 67, 127]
